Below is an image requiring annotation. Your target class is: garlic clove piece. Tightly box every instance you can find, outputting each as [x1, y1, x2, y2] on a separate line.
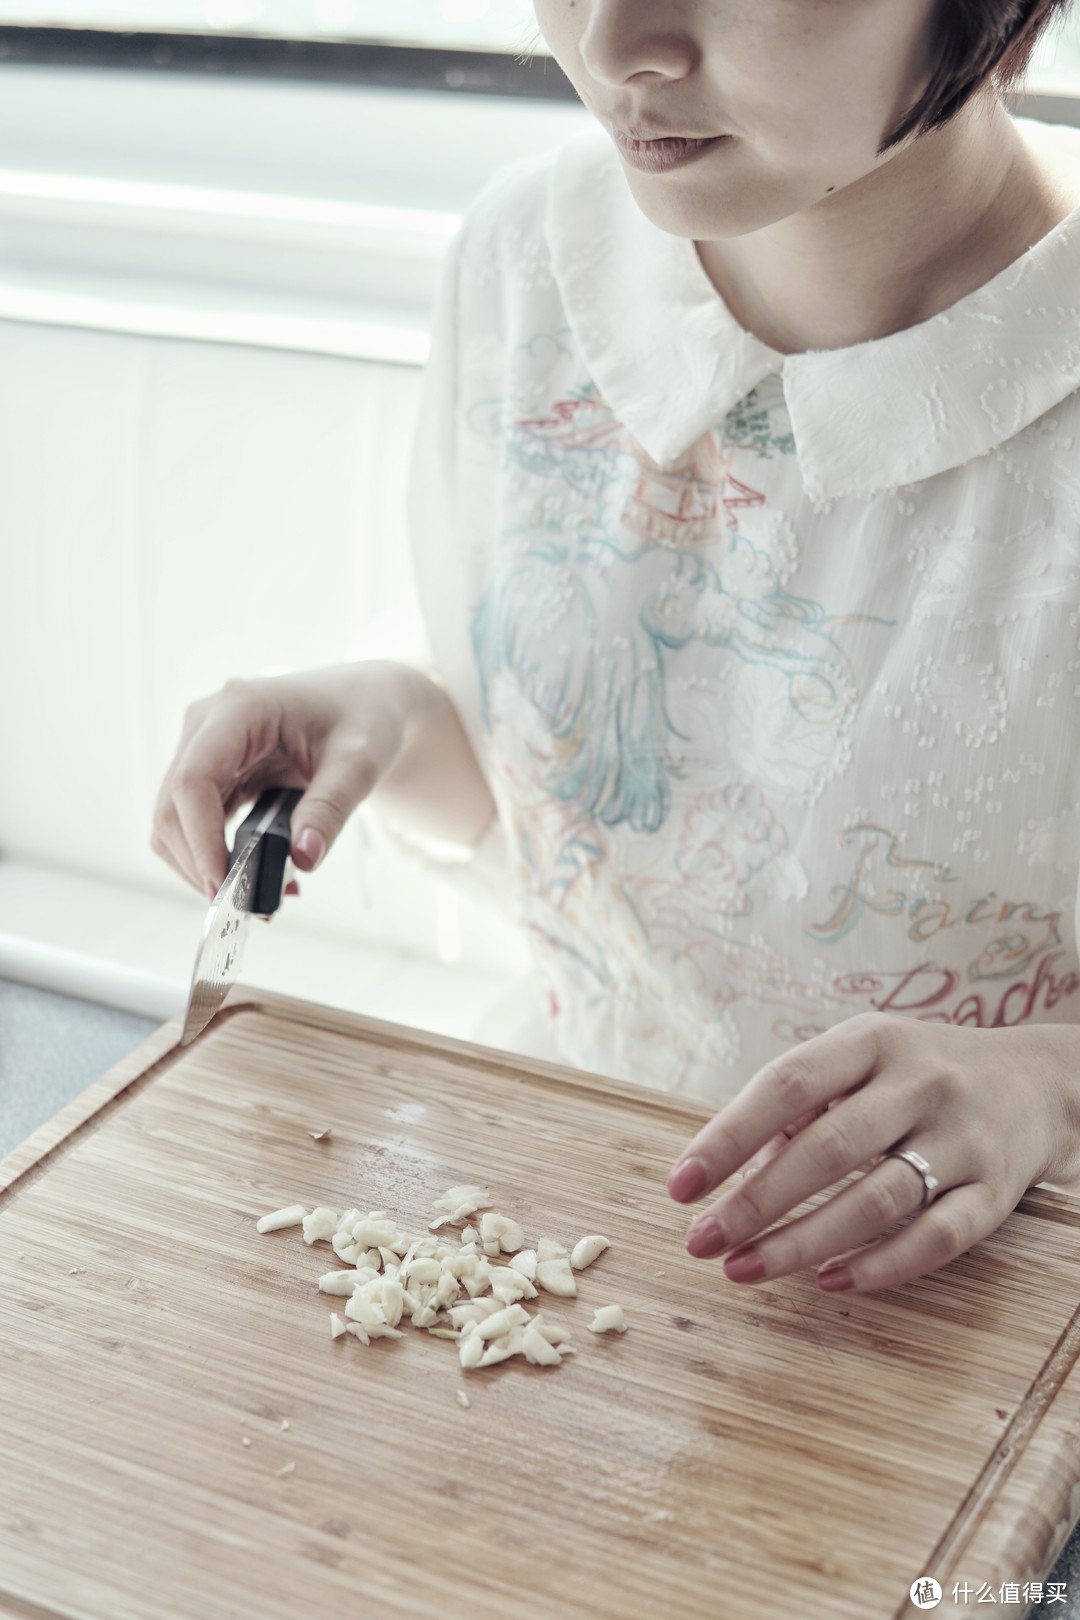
[380, 1279, 405, 1328]
[405, 1257, 442, 1286]
[536, 1257, 577, 1297]
[571, 1235, 610, 1271]
[476, 1304, 529, 1341]
[478, 1328, 526, 1367]
[508, 1249, 537, 1281]
[459, 1333, 485, 1370]
[318, 1270, 363, 1296]
[365, 1322, 405, 1340]
[331, 1232, 362, 1265]
[522, 1326, 563, 1366]
[432, 1185, 491, 1222]
[256, 1204, 307, 1234]
[479, 1212, 525, 1256]
[302, 1207, 339, 1244]
[587, 1305, 628, 1334]
[330, 1312, 347, 1339]
[529, 1315, 572, 1346]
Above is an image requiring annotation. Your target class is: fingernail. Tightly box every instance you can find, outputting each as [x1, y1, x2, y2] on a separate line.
[817, 1263, 855, 1292]
[686, 1216, 728, 1258]
[204, 877, 218, 901]
[295, 827, 325, 870]
[724, 1246, 766, 1283]
[668, 1156, 709, 1203]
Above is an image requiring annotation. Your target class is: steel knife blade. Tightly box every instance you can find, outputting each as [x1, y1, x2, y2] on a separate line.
[179, 786, 302, 1046]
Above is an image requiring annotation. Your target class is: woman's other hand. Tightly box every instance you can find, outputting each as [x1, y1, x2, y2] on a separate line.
[666, 1013, 1080, 1294]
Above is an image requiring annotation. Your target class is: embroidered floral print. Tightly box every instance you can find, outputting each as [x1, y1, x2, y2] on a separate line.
[406, 120, 1080, 1104]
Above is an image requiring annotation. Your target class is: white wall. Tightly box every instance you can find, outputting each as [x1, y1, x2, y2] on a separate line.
[0, 316, 531, 970]
[0, 66, 593, 986]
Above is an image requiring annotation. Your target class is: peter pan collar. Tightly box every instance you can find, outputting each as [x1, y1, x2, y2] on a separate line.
[546, 120, 1080, 502]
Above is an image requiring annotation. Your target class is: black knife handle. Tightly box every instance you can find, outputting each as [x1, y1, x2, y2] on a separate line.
[229, 787, 304, 915]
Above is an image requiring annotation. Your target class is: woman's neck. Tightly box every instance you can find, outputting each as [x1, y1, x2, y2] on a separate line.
[695, 96, 1080, 357]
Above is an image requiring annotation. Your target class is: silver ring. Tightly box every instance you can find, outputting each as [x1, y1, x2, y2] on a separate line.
[883, 1148, 940, 1209]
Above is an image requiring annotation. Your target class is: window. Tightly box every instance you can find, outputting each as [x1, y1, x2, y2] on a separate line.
[1032, 6, 1080, 84]
[0, 0, 546, 53]
[0, 2, 1077, 91]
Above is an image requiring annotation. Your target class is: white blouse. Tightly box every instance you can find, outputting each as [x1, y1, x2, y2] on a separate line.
[406, 115, 1080, 1105]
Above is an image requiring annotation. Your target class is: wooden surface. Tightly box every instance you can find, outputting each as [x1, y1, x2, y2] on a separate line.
[2, 986, 1080, 1620]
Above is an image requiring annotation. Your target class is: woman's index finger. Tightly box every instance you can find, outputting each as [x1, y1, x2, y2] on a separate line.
[668, 1014, 885, 1199]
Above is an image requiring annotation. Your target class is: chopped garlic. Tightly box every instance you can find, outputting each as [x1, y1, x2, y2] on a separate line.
[331, 1231, 362, 1265]
[260, 1180, 612, 1375]
[459, 1333, 484, 1370]
[319, 1270, 363, 1296]
[536, 1256, 577, 1297]
[256, 1204, 307, 1234]
[449, 1299, 503, 1328]
[522, 1325, 563, 1366]
[479, 1212, 525, 1256]
[571, 1235, 610, 1271]
[588, 1305, 628, 1334]
[405, 1257, 442, 1286]
[275, 1462, 295, 1477]
[530, 1315, 572, 1346]
[302, 1207, 338, 1244]
[457, 1389, 471, 1409]
[353, 1217, 398, 1248]
[477, 1326, 527, 1367]
[476, 1303, 529, 1341]
[308, 1127, 332, 1141]
[380, 1279, 405, 1328]
[432, 1185, 491, 1224]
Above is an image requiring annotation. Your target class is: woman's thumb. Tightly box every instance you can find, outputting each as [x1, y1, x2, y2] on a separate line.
[290, 755, 376, 873]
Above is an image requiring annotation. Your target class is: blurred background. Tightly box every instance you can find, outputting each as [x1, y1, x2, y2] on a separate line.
[0, 2, 1078, 1080]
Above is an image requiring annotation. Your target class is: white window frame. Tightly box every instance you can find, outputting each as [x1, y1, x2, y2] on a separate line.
[0, 60, 592, 364]
[0, 62, 1075, 368]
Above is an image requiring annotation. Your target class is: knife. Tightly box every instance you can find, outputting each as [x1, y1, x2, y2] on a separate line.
[179, 786, 303, 1046]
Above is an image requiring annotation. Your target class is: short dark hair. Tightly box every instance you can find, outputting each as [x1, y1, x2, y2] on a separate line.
[881, 0, 1075, 151]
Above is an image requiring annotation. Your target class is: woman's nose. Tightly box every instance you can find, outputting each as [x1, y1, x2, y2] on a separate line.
[578, 0, 698, 89]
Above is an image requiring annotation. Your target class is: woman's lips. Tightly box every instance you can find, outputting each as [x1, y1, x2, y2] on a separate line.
[612, 128, 730, 174]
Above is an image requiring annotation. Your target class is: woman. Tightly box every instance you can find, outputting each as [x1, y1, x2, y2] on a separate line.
[153, 0, 1080, 1295]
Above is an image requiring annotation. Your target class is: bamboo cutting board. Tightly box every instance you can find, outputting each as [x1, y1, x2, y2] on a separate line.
[2, 988, 1080, 1620]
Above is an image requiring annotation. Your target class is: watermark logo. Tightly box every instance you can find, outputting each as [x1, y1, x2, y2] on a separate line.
[910, 1577, 942, 1609]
